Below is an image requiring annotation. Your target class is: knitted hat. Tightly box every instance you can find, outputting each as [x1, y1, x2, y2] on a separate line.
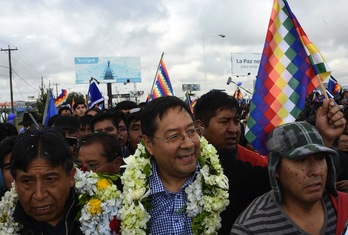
[267, 121, 337, 203]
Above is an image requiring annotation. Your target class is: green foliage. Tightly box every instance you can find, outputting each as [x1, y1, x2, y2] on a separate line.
[66, 91, 85, 107]
[36, 83, 49, 119]
[191, 211, 211, 235]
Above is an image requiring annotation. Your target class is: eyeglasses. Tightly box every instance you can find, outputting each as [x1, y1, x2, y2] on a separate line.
[338, 140, 348, 145]
[154, 127, 202, 145]
[79, 161, 110, 171]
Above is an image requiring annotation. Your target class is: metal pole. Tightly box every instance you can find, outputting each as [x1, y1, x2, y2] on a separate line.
[8, 46, 14, 116]
[202, 34, 225, 90]
[53, 83, 59, 97]
[203, 36, 207, 87]
[1, 45, 18, 125]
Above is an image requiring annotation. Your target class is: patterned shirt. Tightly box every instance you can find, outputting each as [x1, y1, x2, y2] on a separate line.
[231, 191, 337, 235]
[148, 162, 198, 235]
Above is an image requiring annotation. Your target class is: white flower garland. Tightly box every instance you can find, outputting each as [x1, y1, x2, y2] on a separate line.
[74, 168, 122, 235]
[120, 137, 230, 235]
[0, 185, 21, 235]
[0, 168, 122, 235]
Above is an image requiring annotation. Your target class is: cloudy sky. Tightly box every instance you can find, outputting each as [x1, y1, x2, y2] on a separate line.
[0, 0, 347, 104]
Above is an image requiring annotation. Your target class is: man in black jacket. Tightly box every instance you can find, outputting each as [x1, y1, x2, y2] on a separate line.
[10, 127, 83, 235]
[194, 90, 270, 235]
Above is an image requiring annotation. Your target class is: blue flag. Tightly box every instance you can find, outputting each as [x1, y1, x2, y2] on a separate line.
[325, 88, 335, 99]
[88, 80, 104, 109]
[45, 91, 57, 125]
[327, 75, 341, 96]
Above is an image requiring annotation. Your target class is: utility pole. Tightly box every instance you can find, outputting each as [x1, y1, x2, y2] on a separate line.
[40, 77, 45, 98]
[1, 45, 18, 125]
[53, 83, 59, 97]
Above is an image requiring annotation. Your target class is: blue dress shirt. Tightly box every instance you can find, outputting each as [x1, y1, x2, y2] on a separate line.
[148, 162, 198, 235]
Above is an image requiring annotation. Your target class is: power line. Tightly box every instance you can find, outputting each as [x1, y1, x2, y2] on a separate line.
[0, 41, 44, 84]
[12, 69, 40, 92]
[17, 50, 44, 77]
[11, 55, 43, 81]
[13, 77, 25, 101]
[0, 38, 16, 48]
[1, 45, 45, 102]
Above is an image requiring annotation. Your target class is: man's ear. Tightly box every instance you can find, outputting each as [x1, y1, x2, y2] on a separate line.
[143, 134, 154, 156]
[113, 156, 123, 173]
[69, 167, 76, 187]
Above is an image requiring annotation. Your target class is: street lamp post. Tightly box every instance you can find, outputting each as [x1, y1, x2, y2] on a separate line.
[203, 34, 225, 88]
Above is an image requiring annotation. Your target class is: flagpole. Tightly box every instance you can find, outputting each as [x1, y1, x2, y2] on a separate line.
[87, 77, 92, 105]
[186, 91, 191, 108]
[148, 52, 164, 99]
[316, 75, 329, 100]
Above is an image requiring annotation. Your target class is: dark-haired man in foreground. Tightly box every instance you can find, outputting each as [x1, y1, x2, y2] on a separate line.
[10, 128, 83, 234]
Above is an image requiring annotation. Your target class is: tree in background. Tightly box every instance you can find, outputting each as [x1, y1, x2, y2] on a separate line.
[36, 82, 49, 120]
[66, 91, 85, 107]
[37, 88, 85, 118]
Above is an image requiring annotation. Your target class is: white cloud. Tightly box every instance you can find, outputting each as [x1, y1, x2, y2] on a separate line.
[0, 0, 347, 103]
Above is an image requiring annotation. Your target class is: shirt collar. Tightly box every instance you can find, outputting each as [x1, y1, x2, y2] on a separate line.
[149, 160, 200, 196]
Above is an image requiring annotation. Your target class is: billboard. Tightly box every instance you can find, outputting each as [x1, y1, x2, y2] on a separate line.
[231, 53, 261, 76]
[182, 84, 201, 92]
[74, 57, 141, 84]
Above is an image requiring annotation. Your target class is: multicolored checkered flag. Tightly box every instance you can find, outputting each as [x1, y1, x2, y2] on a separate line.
[147, 52, 174, 102]
[245, 0, 331, 155]
[55, 89, 68, 106]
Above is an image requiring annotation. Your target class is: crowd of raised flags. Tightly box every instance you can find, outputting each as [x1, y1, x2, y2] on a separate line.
[41, 0, 346, 158]
[44, 78, 105, 126]
[6, 1, 346, 234]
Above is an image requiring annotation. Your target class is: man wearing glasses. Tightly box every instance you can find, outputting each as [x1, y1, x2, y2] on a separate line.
[139, 96, 205, 234]
[77, 132, 123, 186]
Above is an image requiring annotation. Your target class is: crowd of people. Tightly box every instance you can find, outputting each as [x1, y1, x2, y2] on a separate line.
[0, 88, 348, 234]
